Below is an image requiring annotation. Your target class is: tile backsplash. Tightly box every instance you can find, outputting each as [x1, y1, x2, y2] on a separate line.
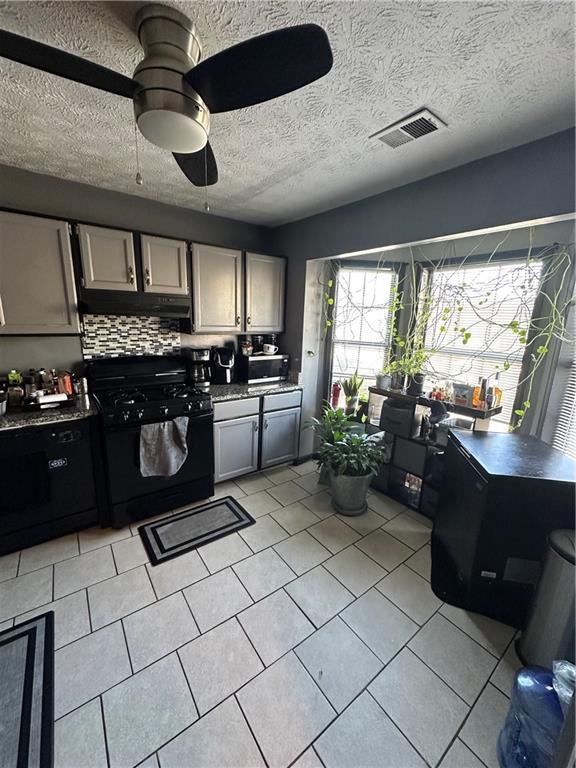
[81, 314, 181, 359]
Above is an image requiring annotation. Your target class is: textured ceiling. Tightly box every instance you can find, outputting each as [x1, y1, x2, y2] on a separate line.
[0, 0, 574, 226]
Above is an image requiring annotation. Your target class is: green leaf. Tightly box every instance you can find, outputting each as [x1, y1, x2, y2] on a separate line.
[523, 400, 531, 408]
[327, 298, 334, 305]
[327, 279, 333, 288]
[514, 409, 525, 416]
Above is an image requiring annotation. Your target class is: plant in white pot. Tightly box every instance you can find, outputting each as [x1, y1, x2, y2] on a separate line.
[319, 432, 385, 516]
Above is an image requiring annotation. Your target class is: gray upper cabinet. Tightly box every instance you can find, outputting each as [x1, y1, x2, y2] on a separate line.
[140, 235, 189, 295]
[192, 244, 243, 333]
[245, 252, 285, 332]
[0, 211, 80, 335]
[79, 224, 137, 292]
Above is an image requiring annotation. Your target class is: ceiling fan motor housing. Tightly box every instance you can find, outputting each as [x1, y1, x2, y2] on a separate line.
[133, 4, 210, 153]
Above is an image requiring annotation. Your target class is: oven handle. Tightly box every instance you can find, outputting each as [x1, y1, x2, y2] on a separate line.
[105, 412, 213, 432]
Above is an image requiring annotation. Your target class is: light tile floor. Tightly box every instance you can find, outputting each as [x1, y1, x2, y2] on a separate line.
[0, 466, 519, 768]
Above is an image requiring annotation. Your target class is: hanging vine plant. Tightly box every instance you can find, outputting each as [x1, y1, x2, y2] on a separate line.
[328, 229, 574, 430]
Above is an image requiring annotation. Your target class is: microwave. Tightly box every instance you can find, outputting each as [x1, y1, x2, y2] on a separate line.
[236, 354, 290, 384]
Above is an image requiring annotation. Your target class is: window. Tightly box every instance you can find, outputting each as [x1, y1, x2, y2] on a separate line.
[552, 357, 576, 459]
[423, 259, 543, 424]
[330, 266, 396, 394]
[550, 306, 576, 459]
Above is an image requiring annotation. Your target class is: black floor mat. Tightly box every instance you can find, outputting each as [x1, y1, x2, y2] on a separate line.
[139, 496, 255, 566]
[0, 612, 54, 768]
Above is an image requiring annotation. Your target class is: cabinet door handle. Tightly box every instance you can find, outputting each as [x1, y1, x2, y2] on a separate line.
[246, 315, 251, 325]
[264, 419, 269, 429]
[128, 265, 135, 284]
[235, 315, 241, 326]
[145, 267, 151, 286]
[253, 421, 259, 432]
[0, 294, 5, 326]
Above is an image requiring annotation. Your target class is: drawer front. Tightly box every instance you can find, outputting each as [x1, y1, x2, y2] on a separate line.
[213, 397, 260, 422]
[263, 391, 302, 412]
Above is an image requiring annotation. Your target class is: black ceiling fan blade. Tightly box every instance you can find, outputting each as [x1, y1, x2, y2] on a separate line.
[184, 24, 333, 114]
[0, 29, 137, 99]
[173, 143, 218, 187]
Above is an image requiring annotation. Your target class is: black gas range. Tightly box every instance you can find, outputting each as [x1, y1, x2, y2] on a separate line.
[87, 356, 214, 528]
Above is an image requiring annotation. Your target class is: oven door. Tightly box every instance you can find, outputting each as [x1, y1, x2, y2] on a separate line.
[103, 413, 214, 504]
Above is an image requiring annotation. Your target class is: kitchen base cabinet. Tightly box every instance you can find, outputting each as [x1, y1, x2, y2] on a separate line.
[261, 407, 300, 468]
[214, 414, 259, 482]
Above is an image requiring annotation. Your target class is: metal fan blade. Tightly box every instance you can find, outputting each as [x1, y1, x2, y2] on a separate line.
[173, 143, 218, 187]
[0, 29, 137, 99]
[184, 24, 332, 114]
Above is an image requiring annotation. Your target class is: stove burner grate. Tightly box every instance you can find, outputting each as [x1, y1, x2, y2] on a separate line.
[113, 389, 147, 407]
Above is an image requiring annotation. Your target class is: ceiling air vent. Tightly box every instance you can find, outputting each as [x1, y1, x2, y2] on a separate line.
[371, 109, 446, 149]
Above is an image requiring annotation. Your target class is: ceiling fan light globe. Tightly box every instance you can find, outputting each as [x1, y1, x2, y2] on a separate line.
[137, 110, 208, 153]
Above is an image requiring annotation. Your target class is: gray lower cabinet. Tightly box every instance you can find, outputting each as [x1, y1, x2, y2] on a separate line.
[261, 407, 301, 467]
[141, 235, 188, 295]
[0, 211, 80, 335]
[213, 414, 259, 482]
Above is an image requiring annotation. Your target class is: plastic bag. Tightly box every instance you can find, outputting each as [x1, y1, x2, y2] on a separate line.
[553, 660, 576, 715]
[498, 667, 564, 768]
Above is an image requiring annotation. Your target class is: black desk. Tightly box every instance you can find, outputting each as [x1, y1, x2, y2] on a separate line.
[431, 431, 576, 628]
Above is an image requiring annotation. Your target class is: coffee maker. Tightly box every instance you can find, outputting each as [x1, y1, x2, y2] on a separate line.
[182, 348, 211, 390]
[210, 347, 235, 384]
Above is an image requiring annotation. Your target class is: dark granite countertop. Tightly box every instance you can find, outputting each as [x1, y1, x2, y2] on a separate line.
[452, 430, 576, 483]
[209, 382, 303, 402]
[0, 396, 96, 432]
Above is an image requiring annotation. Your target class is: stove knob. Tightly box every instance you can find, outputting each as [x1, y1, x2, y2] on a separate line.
[186, 402, 194, 412]
[121, 411, 130, 422]
[161, 406, 169, 416]
[136, 409, 144, 419]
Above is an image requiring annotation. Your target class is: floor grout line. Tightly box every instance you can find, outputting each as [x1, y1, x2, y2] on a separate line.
[6, 482, 511, 768]
[234, 692, 271, 768]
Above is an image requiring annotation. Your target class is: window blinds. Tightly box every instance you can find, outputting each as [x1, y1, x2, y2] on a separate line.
[331, 267, 396, 391]
[424, 259, 543, 424]
[551, 355, 576, 459]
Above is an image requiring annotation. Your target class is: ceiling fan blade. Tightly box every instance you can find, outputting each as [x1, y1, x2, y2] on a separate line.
[184, 24, 332, 114]
[173, 143, 218, 187]
[0, 29, 137, 99]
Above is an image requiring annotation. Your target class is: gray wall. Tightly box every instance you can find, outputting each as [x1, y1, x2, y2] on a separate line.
[272, 128, 576, 371]
[0, 164, 272, 371]
[0, 164, 273, 251]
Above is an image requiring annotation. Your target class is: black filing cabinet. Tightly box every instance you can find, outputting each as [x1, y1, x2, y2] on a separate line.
[432, 431, 576, 628]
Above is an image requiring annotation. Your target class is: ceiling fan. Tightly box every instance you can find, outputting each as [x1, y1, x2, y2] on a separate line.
[0, 4, 333, 187]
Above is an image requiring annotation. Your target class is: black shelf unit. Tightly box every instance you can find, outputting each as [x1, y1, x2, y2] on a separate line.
[366, 386, 500, 518]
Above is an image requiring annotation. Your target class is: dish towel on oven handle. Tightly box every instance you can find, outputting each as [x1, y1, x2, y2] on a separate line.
[139, 417, 189, 477]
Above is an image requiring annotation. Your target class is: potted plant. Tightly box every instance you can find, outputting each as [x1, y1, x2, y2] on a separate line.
[375, 369, 391, 390]
[341, 370, 364, 414]
[319, 432, 385, 515]
[308, 403, 358, 484]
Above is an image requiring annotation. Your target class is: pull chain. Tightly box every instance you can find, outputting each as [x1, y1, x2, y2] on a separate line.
[203, 144, 210, 212]
[134, 123, 143, 186]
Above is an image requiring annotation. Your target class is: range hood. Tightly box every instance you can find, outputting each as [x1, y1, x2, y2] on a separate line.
[79, 289, 191, 319]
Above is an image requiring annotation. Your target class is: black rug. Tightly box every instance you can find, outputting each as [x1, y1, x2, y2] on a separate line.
[139, 496, 255, 566]
[0, 612, 54, 768]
